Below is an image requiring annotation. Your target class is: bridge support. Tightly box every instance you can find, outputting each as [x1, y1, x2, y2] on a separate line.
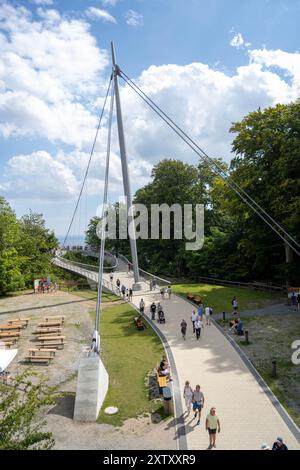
[73, 352, 108, 422]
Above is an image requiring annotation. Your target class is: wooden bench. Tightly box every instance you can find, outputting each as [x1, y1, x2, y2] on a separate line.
[37, 335, 65, 342]
[187, 293, 195, 302]
[44, 315, 65, 325]
[0, 331, 21, 338]
[38, 321, 62, 327]
[193, 296, 202, 305]
[35, 342, 65, 349]
[35, 328, 62, 334]
[1, 341, 16, 348]
[28, 348, 56, 357]
[156, 371, 168, 389]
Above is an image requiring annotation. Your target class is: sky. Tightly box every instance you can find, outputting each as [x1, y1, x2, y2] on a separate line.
[1, 0, 300, 237]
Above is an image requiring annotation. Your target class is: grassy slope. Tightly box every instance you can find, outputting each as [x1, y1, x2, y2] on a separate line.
[172, 283, 282, 312]
[92, 302, 165, 426]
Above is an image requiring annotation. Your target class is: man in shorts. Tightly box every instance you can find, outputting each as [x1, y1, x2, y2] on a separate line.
[205, 306, 211, 325]
[206, 407, 221, 449]
[192, 384, 204, 425]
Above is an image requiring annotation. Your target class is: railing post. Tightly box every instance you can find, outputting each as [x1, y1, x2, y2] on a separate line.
[272, 360, 277, 378]
[222, 311, 226, 321]
[245, 330, 249, 344]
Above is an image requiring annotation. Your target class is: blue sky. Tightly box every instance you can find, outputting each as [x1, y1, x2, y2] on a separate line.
[1, 0, 300, 238]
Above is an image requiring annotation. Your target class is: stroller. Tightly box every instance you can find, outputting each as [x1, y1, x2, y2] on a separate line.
[157, 310, 166, 324]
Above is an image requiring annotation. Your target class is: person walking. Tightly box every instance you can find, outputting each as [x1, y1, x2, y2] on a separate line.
[157, 302, 163, 314]
[139, 298, 145, 314]
[160, 287, 165, 299]
[194, 317, 203, 340]
[128, 287, 133, 302]
[121, 284, 126, 299]
[205, 407, 221, 449]
[116, 278, 121, 293]
[167, 286, 172, 299]
[150, 301, 157, 320]
[205, 306, 211, 325]
[152, 278, 157, 290]
[198, 303, 204, 321]
[192, 385, 204, 425]
[272, 437, 288, 450]
[291, 292, 297, 311]
[191, 310, 197, 333]
[231, 296, 238, 313]
[180, 319, 187, 340]
[183, 381, 193, 415]
[297, 293, 300, 310]
[109, 272, 114, 285]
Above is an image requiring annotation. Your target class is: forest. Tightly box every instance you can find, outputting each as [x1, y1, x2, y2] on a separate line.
[85, 101, 300, 285]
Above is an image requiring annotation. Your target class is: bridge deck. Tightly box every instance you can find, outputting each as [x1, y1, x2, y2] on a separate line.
[54, 257, 300, 450]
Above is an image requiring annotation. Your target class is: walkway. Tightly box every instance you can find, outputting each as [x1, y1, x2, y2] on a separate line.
[54, 257, 300, 450]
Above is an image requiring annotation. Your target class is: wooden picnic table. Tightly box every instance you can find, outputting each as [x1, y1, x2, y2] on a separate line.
[35, 342, 65, 349]
[44, 315, 65, 324]
[28, 348, 57, 356]
[0, 331, 21, 338]
[0, 324, 23, 331]
[35, 327, 62, 334]
[8, 318, 30, 325]
[37, 335, 65, 342]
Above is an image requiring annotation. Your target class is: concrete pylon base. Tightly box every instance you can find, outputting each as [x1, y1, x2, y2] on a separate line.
[73, 355, 108, 422]
[132, 282, 142, 291]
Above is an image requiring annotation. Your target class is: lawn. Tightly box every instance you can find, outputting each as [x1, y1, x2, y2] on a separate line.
[91, 302, 165, 426]
[217, 314, 300, 428]
[172, 283, 282, 313]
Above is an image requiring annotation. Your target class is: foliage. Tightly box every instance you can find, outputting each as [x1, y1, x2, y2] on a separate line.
[0, 199, 58, 295]
[0, 372, 57, 450]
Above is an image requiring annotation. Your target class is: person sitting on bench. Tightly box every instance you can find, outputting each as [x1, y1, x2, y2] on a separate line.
[136, 316, 145, 330]
[234, 318, 244, 336]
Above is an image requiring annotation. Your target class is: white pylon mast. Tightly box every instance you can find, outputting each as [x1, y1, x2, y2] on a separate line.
[111, 42, 140, 286]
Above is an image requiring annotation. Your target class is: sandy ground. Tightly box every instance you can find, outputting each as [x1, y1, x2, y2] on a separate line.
[0, 291, 176, 450]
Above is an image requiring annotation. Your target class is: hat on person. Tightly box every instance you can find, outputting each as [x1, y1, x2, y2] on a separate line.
[276, 437, 283, 443]
[261, 443, 270, 450]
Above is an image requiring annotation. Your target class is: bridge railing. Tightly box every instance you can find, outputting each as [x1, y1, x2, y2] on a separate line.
[54, 253, 118, 272]
[117, 254, 170, 287]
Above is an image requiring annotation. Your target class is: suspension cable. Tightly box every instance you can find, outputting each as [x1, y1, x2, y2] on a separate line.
[62, 75, 113, 248]
[119, 69, 300, 256]
[94, 79, 115, 349]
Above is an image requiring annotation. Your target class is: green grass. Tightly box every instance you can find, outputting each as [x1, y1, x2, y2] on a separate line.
[172, 283, 282, 312]
[91, 303, 165, 426]
[61, 288, 119, 303]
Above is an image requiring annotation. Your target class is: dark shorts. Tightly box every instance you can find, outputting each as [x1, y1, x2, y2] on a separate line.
[193, 402, 202, 411]
[208, 428, 217, 435]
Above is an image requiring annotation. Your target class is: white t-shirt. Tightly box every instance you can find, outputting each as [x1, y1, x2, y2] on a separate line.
[205, 307, 210, 316]
[191, 313, 197, 322]
[194, 320, 202, 329]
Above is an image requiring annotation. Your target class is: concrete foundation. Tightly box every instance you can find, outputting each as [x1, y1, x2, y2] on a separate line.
[132, 282, 142, 291]
[73, 355, 109, 422]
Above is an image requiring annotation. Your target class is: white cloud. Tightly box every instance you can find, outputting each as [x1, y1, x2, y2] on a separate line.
[100, 0, 119, 6]
[125, 10, 143, 27]
[86, 7, 117, 24]
[31, 0, 53, 5]
[230, 32, 244, 49]
[36, 8, 61, 23]
[0, 3, 109, 147]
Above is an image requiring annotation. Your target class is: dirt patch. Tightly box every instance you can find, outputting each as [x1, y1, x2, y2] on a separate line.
[218, 313, 300, 423]
[0, 291, 176, 449]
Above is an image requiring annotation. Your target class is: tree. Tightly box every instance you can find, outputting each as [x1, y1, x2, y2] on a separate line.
[0, 373, 57, 450]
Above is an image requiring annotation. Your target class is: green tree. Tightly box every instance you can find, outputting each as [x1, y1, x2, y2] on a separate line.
[0, 373, 56, 450]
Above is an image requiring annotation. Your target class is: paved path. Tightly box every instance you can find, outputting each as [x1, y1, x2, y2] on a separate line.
[54, 257, 300, 450]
